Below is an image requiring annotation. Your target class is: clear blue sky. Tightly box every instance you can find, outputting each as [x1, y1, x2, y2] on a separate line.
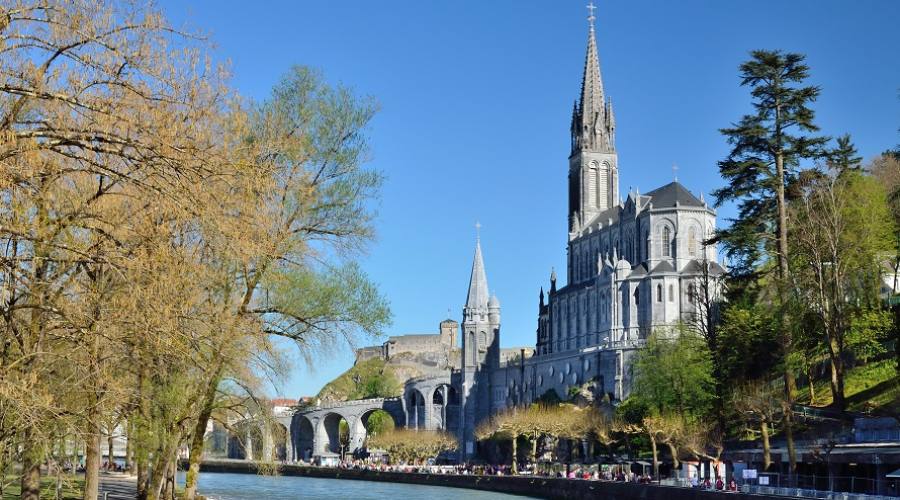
[159, 1, 899, 399]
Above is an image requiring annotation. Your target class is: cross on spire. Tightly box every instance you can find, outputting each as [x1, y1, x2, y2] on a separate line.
[586, 2, 597, 30]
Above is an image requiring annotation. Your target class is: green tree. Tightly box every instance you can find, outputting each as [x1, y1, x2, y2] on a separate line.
[828, 134, 863, 173]
[789, 170, 896, 408]
[713, 50, 829, 471]
[182, 66, 391, 499]
[632, 328, 715, 419]
[365, 410, 395, 437]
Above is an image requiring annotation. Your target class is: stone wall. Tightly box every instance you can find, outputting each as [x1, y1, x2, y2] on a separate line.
[192, 460, 759, 500]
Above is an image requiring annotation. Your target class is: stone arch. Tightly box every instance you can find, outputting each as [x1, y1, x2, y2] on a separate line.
[405, 388, 426, 429]
[656, 220, 676, 258]
[321, 412, 350, 457]
[296, 416, 315, 462]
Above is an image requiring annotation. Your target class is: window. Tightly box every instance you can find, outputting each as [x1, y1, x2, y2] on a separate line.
[662, 226, 672, 257]
[687, 284, 696, 304]
[668, 284, 674, 302]
[688, 227, 697, 257]
[657, 284, 663, 302]
[633, 287, 640, 306]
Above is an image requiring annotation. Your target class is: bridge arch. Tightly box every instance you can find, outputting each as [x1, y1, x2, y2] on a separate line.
[294, 415, 315, 462]
[292, 397, 406, 462]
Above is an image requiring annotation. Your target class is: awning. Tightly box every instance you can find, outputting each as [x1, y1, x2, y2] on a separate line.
[887, 468, 900, 478]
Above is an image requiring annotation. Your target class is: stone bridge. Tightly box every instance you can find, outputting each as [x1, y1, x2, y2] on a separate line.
[291, 398, 406, 461]
[224, 414, 294, 462]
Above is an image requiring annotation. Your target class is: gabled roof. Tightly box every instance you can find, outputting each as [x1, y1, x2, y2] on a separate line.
[651, 260, 676, 273]
[682, 259, 727, 275]
[644, 181, 705, 208]
[628, 264, 647, 278]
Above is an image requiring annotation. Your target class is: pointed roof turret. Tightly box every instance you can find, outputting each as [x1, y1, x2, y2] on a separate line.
[465, 237, 489, 311]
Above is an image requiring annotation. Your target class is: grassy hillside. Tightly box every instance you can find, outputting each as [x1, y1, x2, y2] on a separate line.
[316, 358, 403, 403]
[799, 358, 899, 415]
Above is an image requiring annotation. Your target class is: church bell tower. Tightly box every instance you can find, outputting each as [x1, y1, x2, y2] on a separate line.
[568, 4, 618, 237]
[459, 232, 500, 460]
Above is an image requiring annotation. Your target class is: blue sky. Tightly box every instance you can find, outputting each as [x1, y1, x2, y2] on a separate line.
[159, 1, 900, 399]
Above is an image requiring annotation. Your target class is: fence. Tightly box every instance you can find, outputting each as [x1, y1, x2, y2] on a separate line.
[755, 472, 898, 496]
[660, 474, 899, 499]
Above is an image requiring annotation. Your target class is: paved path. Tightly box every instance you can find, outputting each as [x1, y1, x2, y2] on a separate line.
[98, 472, 137, 499]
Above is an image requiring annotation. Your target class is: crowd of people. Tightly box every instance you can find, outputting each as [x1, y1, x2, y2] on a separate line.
[313, 458, 742, 493]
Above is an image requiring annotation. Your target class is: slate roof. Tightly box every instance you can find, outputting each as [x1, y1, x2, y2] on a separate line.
[644, 181, 705, 208]
[651, 260, 676, 273]
[682, 259, 727, 275]
[628, 264, 648, 278]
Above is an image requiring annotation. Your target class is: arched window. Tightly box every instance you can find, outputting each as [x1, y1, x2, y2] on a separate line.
[633, 287, 640, 306]
[687, 284, 696, 304]
[657, 284, 663, 302]
[688, 227, 698, 257]
[668, 284, 674, 302]
[662, 226, 672, 257]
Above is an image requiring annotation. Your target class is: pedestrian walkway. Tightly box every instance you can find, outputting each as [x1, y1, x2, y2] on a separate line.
[98, 472, 137, 499]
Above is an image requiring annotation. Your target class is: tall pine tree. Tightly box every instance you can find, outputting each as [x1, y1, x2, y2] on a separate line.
[712, 50, 828, 473]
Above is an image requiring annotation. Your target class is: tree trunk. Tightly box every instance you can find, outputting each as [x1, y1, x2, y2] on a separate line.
[827, 333, 846, 409]
[162, 460, 176, 500]
[510, 436, 517, 475]
[184, 370, 221, 500]
[760, 419, 772, 471]
[84, 430, 101, 500]
[775, 137, 798, 474]
[125, 420, 133, 472]
[806, 360, 816, 403]
[530, 435, 537, 472]
[108, 433, 116, 470]
[136, 453, 148, 499]
[146, 438, 178, 500]
[666, 442, 679, 470]
[782, 398, 796, 473]
[20, 436, 41, 500]
[649, 435, 659, 481]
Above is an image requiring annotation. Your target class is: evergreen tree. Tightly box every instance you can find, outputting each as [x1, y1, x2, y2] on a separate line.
[828, 134, 863, 173]
[712, 50, 829, 472]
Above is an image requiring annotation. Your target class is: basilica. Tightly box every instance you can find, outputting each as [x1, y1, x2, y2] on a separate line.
[449, 11, 723, 459]
[293, 11, 723, 463]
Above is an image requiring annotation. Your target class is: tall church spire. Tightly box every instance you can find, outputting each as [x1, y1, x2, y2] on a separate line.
[567, 2, 619, 238]
[579, 5, 604, 126]
[465, 235, 489, 311]
[571, 2, 614, 155]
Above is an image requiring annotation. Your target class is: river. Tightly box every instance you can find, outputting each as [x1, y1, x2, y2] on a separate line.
[176, 471, 536, 500]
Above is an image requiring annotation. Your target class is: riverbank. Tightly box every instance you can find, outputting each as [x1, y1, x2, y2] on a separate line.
[191, 460, 762, 500]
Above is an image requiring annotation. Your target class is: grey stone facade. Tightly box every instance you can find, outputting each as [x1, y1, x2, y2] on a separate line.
[292, 14, 723, 463]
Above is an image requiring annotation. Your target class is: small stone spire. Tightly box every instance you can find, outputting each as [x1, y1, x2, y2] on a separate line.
[550, 267, 557, 293]
[465, 235, 489, 311]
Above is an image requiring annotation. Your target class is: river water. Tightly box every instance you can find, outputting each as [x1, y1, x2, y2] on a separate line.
[176, 471, 536, 500]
